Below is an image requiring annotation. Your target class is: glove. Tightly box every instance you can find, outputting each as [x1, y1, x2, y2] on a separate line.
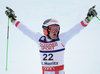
[5, 7, 17, 22]
[86, 5, 97, 22]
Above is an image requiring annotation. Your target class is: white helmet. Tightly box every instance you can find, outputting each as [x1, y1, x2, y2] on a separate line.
[42, 19, 60, 35]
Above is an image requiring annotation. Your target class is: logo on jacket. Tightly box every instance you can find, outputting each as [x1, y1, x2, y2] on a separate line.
[40, 42, 58, 50]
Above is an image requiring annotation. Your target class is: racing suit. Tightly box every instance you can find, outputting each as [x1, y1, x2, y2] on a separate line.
[12, 18, 89, 74]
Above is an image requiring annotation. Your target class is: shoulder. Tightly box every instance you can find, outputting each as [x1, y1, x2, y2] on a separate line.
[39, 36, 46, 42]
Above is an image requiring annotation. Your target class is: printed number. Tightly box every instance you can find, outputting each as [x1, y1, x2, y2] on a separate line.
[43, 54, 47, 60]
[48, 54, 53, 60]
[43, 54, 53, 61]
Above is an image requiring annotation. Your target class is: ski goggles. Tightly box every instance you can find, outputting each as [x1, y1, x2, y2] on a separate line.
[48, 25, 60, 32]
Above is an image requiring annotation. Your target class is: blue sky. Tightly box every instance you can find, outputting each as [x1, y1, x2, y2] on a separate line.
[0, 0, 100, 74]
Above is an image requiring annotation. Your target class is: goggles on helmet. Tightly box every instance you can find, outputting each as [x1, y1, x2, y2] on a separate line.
[48, 25, 60, 32]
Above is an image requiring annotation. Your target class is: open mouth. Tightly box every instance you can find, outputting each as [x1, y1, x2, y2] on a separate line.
[53, 34, 57, 38]
[53, 33, 57, 36]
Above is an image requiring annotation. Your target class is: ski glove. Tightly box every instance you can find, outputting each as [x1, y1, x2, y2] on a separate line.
[5, 7, 17, 22]
[86, 5, 97, 22]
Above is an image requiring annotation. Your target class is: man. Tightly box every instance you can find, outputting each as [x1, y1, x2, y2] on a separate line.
[5, 6, 97, 74]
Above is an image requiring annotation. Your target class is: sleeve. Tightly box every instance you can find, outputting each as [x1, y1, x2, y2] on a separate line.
[59, 18, 89, 46]
[12, 20, 43, 43]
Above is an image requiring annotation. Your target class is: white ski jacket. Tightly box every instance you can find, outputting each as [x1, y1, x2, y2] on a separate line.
[12, 18, 89, 71]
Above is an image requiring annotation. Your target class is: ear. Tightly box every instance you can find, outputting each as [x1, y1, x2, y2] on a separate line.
[43, 29, 48, 35]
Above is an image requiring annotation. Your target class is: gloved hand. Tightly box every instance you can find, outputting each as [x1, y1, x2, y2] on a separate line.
[86, 5, 97, 22]
[5, 7, 17, 22]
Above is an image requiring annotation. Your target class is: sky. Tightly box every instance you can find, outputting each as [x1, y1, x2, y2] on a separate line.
[0, 0, 100, 74]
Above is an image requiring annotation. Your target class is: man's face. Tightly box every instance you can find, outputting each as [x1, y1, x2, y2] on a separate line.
[49, 31, 59, 40]
[48, 25, 60, 40]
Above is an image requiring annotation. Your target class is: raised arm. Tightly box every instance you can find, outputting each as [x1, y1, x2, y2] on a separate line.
[13, 20, 42, 43]
[59, 5, 97, 46]
[5, 7, 42, 43]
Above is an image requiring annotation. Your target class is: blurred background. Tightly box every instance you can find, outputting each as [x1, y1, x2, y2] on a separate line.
[0, 0, 100, 74]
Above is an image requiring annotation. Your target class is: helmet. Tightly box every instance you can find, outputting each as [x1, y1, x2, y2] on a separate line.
[42, 19, 60, 35]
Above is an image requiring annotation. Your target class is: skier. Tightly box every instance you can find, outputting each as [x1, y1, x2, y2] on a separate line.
[5, 6, 97, 74]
